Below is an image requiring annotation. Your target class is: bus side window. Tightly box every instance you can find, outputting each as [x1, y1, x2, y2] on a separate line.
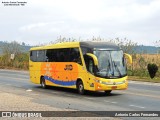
[46, 49, 56, 62]
[59, 51, 65, 62]
[70, 48, 82, 65]
[30, 50, 37, 62]
[84, 55, 94, 74]
[81, 47, 92, 55]
[37, 50, 45, 62]
[89, 60, 94, 74]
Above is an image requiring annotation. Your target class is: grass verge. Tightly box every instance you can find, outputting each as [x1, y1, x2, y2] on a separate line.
[128, 76, 160, 83]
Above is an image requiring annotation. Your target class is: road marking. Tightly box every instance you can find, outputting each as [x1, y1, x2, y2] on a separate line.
[129, 105, 145, 109]
[84, 97, 94, 100]
[104, 100, 110, 103]
[111, 102, 117, 104]
[104, 100, 117, 104]
[116, 91, 160, 99]
[26, 89, 32, 92]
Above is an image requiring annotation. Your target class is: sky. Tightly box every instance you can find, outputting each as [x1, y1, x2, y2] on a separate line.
[0, 0, 160, 46]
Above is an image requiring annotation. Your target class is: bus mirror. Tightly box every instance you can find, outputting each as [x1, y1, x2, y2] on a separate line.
[124, 53, 132, 64]
[86, 53, 98, 66]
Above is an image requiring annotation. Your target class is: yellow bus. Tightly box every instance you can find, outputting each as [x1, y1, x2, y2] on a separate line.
[29, 41, 132, 94]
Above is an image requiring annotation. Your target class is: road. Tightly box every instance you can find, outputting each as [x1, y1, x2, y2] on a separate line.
[0, 69, 160, 119]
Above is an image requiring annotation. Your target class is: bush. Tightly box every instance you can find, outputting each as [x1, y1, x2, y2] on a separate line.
[128, 69, 149, 78]
[147, 63, 158, 79]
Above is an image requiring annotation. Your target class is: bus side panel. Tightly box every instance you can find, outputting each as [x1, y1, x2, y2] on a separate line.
[41, 62, 78, 88]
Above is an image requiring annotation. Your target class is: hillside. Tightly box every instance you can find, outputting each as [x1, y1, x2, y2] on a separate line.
[133, 45, 160, 54]
[0, 41, 31, 55]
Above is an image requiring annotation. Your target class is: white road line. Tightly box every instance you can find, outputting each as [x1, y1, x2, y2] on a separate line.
[111, 102, 117, 104]
[129, 105, 145, 109]
[26, 89, 32, 92]
[84, 97, 94, 100]
[104, 100, 110, 103]
[104, 100, 117, 104]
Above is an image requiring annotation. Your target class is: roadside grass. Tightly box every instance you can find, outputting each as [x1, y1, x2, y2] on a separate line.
[128, 76, 160, 83]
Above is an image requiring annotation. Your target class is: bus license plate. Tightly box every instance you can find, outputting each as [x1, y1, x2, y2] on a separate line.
[112, 86, 117, 89]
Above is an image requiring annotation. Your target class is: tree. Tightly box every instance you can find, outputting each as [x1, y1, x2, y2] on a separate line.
[1, 41, 23, 63]
[22, 42, 25, 46]
[0, 41, 28, 69]
[109, 38, 137, 54]
[2, 41, 23, 56]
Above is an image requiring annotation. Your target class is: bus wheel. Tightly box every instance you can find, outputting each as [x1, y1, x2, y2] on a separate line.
[41, 77, 47, 89]
[77, 81, 85, 95]
[104, 90, 112, 94]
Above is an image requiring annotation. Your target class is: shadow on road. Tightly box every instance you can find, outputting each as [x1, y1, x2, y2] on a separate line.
[33, 85, 122, 97]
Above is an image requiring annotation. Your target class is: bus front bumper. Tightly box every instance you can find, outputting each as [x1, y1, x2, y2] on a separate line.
[94, 81, 128, 91]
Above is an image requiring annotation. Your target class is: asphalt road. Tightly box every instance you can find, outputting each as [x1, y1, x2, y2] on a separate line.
[0, 69, 160, 119]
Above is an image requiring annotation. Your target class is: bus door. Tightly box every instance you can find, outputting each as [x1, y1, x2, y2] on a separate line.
[84, 55, 96, 89]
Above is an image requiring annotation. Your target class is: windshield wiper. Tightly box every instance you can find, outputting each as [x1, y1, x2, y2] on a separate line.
[113, 61, 122, 77]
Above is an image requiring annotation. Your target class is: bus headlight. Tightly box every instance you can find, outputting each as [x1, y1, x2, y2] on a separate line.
[95, 79, 102, 83]
[95, 80, 126, 85]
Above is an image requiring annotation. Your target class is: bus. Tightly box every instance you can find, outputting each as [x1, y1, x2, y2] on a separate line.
[29, 41, 132, 94]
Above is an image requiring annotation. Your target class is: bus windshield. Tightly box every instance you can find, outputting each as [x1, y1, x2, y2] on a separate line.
[94, 50, 127, 78]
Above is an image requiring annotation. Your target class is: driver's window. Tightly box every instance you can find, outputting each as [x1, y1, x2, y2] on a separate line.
[89, 60, 94, 74]
[84, 55, 94, 74]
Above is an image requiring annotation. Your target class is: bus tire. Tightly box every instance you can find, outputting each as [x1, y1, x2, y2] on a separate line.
[41, 77, 47, 89]
[104, 90, 112, 94]
[77, 80, 85, 95]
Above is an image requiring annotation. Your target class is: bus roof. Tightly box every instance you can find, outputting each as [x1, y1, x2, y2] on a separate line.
[30, 42, 80, 50]
[80, 41, 120, 50]
[30, 41, 120, 51]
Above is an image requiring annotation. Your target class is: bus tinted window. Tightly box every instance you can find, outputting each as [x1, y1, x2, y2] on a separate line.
[46, 49, 56, 62]
[37, 50, 45, 62]
[81, 47, 92, 55]
[30, 50, 46, 62]
[58, 48, 70, 62]
[30, 51, 37, 62]
[70, 48, 82, 64]
[46, 48, 70, 62]
[31, 48, 82, 64]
